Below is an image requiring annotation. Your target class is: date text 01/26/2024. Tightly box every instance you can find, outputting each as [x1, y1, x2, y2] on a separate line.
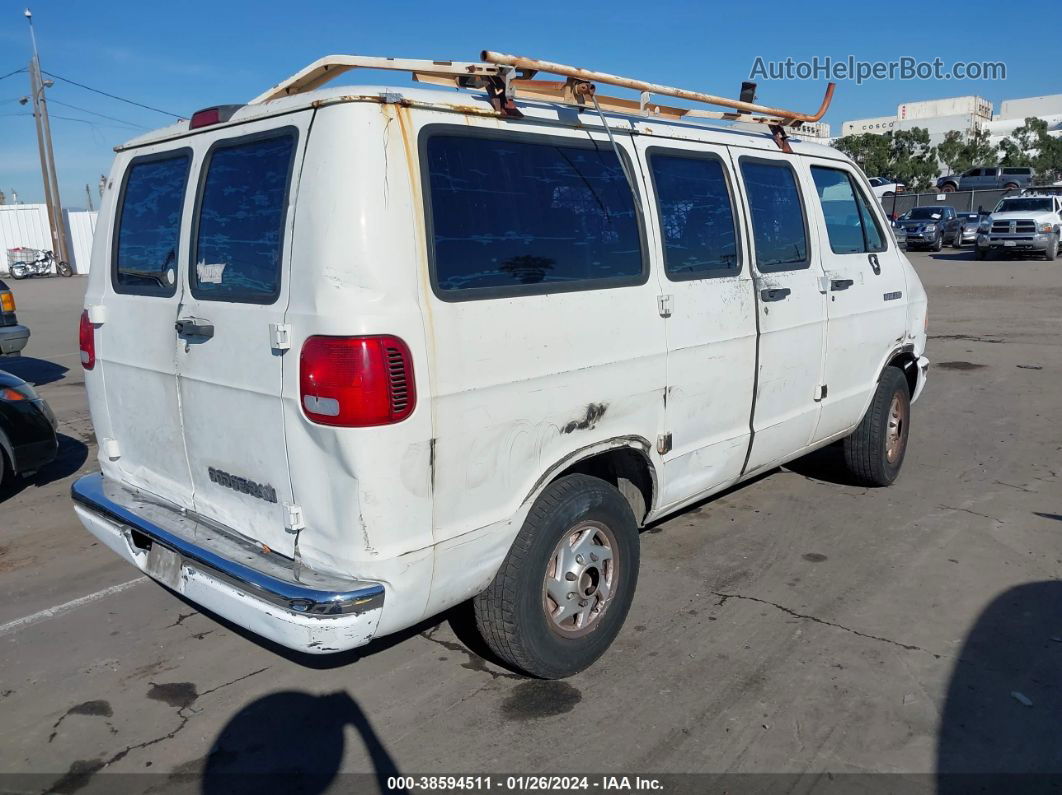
[386, 776, 664, 792]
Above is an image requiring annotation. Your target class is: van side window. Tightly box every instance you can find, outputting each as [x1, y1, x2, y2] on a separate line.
[810, 167, 887, 254]
[649, 152, 739, 278]
[739, 160, 809, 271]
[425, 134, 644, 298]
[191, 132, 296, 303]
[113, 152, 191, 296]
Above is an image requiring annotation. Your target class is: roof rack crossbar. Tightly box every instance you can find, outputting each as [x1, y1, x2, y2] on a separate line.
[250, 50, 835, 131]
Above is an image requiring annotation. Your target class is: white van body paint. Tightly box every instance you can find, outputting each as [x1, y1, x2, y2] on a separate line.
[74, 82, 928, 655]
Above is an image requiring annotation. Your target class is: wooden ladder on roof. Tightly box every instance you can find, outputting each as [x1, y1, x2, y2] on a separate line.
[250, 50, 835, 150]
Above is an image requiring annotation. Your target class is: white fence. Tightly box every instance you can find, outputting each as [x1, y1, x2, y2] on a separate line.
[0, 204, 97, 275]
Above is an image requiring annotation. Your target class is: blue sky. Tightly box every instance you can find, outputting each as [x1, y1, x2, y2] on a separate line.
[1, 0, 1056, 207]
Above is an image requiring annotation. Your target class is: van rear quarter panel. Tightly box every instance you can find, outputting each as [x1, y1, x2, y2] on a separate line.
[281, 103, 435, 634]
[402, 107, 668, 614]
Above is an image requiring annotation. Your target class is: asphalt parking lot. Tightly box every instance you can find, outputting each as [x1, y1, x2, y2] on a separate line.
[1, 250, 1060, 792]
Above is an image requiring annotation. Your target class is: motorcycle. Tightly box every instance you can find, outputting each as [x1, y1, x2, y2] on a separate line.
[9, 250, 73, 279]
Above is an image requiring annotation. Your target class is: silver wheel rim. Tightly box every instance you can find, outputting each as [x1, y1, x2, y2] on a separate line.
[885, 393, 907, 464]
[542, 520, 618, 638]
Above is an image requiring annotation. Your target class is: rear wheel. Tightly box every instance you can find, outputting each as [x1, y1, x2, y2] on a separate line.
[842, 367, 911, 487]
[941, 183, 957, 193]
[474, 474, 640, 679]
[10, 263, 28, 280]
[1003, 182, 1019, 192]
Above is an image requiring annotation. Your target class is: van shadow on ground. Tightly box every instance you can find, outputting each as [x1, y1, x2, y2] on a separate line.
[936, 580, 1062, 792]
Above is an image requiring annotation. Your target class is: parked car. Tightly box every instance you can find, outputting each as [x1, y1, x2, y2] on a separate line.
[894, 206, 960, 251]
[0, 279, 31, 356]
[975, 194, 1062, 260]
[950, 212, 981, 247]
[0, 369, 57, 487]
[71, 53, 929, 679]
[867, 176, 905, 199]
[936, 166, 1034, 193]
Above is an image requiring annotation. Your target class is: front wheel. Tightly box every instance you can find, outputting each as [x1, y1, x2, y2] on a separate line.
[842, 367, 911, 487]
[474, 474, 640, 679]
[933, 235, 944, 252]
[56, 261, 73, 277]
[1045, 235, 1059, 261]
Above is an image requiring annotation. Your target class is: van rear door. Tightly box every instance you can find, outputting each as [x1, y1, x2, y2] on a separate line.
[175, 116, 310, 557]
[102, 146, 196, 507]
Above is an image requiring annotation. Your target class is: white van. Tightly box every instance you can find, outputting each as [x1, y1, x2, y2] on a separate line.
[72, 53, 928, 678]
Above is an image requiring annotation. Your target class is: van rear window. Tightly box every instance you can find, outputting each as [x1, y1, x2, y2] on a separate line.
[113, 152, 191, 296]
[192, 132, 296, 303]
[425, 134, 644, 298]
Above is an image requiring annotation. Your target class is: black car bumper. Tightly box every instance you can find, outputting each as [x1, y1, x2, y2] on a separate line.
[0, 324, 30, 356]
[1, 396, 57, 475]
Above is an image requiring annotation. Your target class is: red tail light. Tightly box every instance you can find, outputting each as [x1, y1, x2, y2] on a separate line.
[79, 310, 95, 370]
[299, 335, 415, 427]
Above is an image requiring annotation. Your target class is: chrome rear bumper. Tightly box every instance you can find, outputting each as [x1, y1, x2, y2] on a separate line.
[71, 473, 384, 652]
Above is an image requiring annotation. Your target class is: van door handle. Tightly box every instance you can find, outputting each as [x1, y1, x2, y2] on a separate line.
[830, 279, 854, 291]
[175, 317, 214, 339]
[760, 288, 791, 302]
[868, 253, 881, 275]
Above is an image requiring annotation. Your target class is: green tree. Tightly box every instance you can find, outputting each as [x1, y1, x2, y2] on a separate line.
[888, 128, 939, 192]
[998, 117, 1062, 181]
[937, 128, 995, 174]
[834, 127, 939, 192]
[833, 133, 892, 178]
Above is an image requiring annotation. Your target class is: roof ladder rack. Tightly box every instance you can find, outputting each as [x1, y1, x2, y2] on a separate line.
[251, 51, 835, 147]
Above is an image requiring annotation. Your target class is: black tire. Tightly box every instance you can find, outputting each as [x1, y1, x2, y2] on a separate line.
[1045, 235, 1058, 262]
[842, 367, 911, 487]
[883, 191, 895, 198]
[1003, 183, 1019, 192]
[941, 183, 957, 193]
[10, 264, 28, 280]
[933, 235, 944, 252]
[57, 261, 73, 277]
[474, 474, 640, 679]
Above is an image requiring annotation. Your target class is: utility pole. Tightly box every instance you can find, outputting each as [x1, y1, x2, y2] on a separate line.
[23, 8, 70, 265]
[84, 183, 94, 212]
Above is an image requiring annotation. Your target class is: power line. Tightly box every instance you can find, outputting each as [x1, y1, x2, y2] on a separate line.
[42, 70, 184, 119]
[0, 67, 26, 82]
[3, 109, 144, 132]
[49, 98, 147, 129]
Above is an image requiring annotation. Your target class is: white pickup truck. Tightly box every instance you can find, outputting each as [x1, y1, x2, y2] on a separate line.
[975, 194, 1062, 260]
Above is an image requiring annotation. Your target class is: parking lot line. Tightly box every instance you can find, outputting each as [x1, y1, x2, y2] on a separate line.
[0, 577, 147, 638]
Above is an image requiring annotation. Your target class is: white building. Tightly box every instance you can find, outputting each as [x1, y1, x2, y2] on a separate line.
[0, 204, 96, 275]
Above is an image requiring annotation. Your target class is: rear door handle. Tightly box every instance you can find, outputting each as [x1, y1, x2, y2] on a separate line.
[831, 279, 854, 291]
[760, 287, 791, 302]
[175, 317, 214, 339]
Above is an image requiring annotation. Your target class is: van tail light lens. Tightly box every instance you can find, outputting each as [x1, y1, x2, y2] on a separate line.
[300, 335, 415, 427]
[79, 310, 96, 370]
